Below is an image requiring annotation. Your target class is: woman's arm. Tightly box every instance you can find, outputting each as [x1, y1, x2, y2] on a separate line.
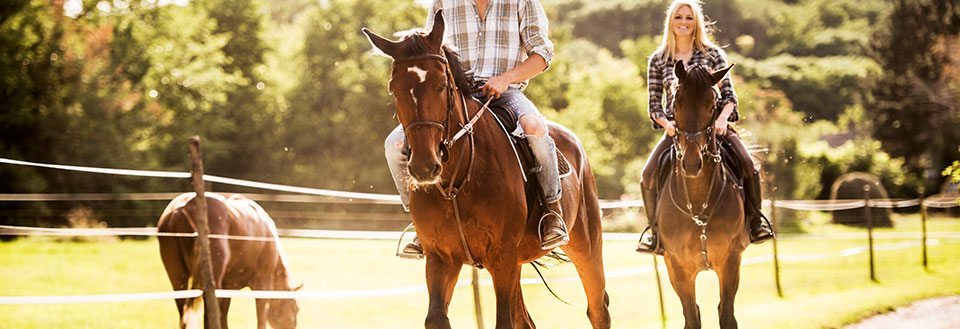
[647, 55, 675, 136]
[712, 48, 739, 135]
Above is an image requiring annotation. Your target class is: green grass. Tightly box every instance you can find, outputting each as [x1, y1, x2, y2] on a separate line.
[1, 215, 958, 328]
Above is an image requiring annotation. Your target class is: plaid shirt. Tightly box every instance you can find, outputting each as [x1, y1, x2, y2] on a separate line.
[647, 47, 739, 129]
[426, 0, 554, 89]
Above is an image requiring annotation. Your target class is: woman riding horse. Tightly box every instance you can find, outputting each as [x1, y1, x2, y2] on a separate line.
[636, 0, 774, 254]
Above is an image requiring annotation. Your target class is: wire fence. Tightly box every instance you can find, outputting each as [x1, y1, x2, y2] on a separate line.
[1, 155, 959, 327]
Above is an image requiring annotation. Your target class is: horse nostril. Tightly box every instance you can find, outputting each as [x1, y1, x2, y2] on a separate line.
[431, 164, 442, 177]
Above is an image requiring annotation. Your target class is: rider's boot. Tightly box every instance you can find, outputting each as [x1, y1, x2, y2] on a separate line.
[636, 185, 663, 255]
[528, 134, 569, 250]
[744, 172, 775, 244]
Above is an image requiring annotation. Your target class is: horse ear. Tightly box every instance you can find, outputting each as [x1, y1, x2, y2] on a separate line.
[710, 63, 734, 86]
[674, 60, 686, 81]
[362, 28, 400, 57]
[427, 10, 445, 49]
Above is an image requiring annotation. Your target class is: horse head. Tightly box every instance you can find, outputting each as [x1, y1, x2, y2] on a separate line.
[363, 11, 466, 185]
[672, 60, 733, 177]
[266, 270, 302, 329]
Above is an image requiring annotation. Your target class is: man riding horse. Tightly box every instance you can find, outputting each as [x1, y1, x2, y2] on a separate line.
[385, 0, 568, 255]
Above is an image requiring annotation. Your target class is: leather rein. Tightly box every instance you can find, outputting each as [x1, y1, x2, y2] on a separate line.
[393, 52, 492, 268]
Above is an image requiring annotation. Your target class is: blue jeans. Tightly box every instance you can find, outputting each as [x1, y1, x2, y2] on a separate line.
[384, 88, 562, 209]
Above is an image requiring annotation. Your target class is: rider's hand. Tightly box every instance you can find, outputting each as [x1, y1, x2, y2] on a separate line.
[482, 75, 511, 99]
[713, 118, 729, 136]
[665, 121, 677, 137]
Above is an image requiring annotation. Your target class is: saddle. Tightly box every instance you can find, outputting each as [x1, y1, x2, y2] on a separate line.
[488, 105, 572, 212]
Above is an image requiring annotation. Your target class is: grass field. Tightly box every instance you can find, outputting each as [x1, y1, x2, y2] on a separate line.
[1, 214, 959, 329]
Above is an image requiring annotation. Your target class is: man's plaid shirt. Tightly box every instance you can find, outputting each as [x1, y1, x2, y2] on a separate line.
[426, 0, 554, 90]
[647, 47, 739, 129]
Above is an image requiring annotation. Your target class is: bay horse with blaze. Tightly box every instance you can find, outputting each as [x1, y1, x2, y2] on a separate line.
[657, 61, 748, 329]
[158, 193, 300, 329]
[363, 11, 610, 329]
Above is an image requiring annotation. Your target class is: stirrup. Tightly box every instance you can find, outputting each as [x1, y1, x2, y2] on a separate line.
[749, 214, 775, 244]
[396, 223, 424, 260]
[635, 226, 663, 255]
[538, 211, 569, 250]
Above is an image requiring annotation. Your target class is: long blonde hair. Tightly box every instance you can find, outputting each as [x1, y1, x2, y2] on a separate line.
[654, 0, 718, 61]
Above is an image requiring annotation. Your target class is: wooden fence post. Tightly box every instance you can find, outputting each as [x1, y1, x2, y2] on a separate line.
[471, 268, 484, 329]
[863, 185, 876, 283]
[189, 136, 222, 329]
[771, 198, 784, 298]
[919, 187, 928, 270]
[653, 256, 667, 329]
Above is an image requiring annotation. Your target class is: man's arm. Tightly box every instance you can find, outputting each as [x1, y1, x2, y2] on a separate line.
[481, 54, 547, 98]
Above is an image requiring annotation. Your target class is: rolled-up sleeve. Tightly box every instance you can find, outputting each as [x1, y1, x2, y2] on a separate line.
[712, 48, 739, 123]
[647, 55, 667, 129]
[520, 0, 554, 68]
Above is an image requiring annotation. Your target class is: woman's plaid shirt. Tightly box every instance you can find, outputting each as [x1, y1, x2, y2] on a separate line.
[426, 0, 554, 90]
[646, 47, 739, 129]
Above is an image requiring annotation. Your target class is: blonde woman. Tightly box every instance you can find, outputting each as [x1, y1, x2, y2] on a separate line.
[636, 0, 773, 254]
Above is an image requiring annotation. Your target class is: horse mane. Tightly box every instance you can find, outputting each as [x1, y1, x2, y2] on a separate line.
[393, 29, 476, 97]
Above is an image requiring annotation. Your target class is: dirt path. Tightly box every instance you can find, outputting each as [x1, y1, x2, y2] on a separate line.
[845, 296, 960, 329]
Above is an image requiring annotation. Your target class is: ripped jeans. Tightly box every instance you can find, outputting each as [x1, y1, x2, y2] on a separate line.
[384, 87, 562, 210]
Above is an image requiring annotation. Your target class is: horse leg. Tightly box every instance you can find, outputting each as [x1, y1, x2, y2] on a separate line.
[562, 226, 611, 328]
[218, 298, 232, 329]
[424, 254, 462, 329]
[665, 257, 701, 329]
[488, 256, 521, 329]
[716, 254, 743, 329]
[255, 299, 268, 329]
[158, 237, 191, 327]
[513, 279, 535, 329]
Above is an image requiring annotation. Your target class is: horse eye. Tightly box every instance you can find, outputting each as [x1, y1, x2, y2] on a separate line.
[438, 82, 448, 92]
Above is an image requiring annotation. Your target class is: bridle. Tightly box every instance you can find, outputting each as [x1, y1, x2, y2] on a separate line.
[393, 53, 458, 161]
[672, 87, 722, 178]
[391, 50, 491, 268]
[667, 81, 732, 269]
[393, 52, 491, 163]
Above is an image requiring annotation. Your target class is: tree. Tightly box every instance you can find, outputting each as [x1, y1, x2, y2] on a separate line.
[280, 0, 424, 192]
[868, 0, 960, 187]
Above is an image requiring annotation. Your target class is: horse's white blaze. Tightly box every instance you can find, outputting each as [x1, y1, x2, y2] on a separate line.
[407, 66, 427, 107]
[407, 66, 427, 82]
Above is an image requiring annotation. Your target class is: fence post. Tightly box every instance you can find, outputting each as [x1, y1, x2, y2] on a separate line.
[863, 185, 876, 283]
[919, 187, 928, 270]
[188, 136, 222, 329]
[471, 267, 484, 329]
[771, 198, 784, 298]
[653, 256, 667, 329]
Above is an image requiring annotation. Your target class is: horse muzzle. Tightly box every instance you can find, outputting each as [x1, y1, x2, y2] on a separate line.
[408, 159, 442, 185]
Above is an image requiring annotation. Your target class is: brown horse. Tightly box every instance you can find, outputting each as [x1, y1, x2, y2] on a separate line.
[363, 11, 609, 329]
[658, 61, 746, 329]
[157, 193, 300, 329]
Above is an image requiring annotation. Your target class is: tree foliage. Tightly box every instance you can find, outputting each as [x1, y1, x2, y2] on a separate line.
[868, 0, 960, 183]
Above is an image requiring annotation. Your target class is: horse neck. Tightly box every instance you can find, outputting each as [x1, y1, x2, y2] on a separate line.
[438, 94, 514, 184]
[671, 161, 720, 213]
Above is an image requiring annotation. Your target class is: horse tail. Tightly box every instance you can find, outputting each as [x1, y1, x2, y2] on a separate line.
[529, 262, 575, 306]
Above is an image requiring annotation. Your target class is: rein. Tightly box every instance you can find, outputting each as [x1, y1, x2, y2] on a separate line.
[393, 52, 492, 268]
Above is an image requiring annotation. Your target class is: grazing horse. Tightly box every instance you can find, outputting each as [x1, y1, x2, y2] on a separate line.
[157, 193, 300, 329]
[658, 61, 746, 329]
[363, 11, 610, 329]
